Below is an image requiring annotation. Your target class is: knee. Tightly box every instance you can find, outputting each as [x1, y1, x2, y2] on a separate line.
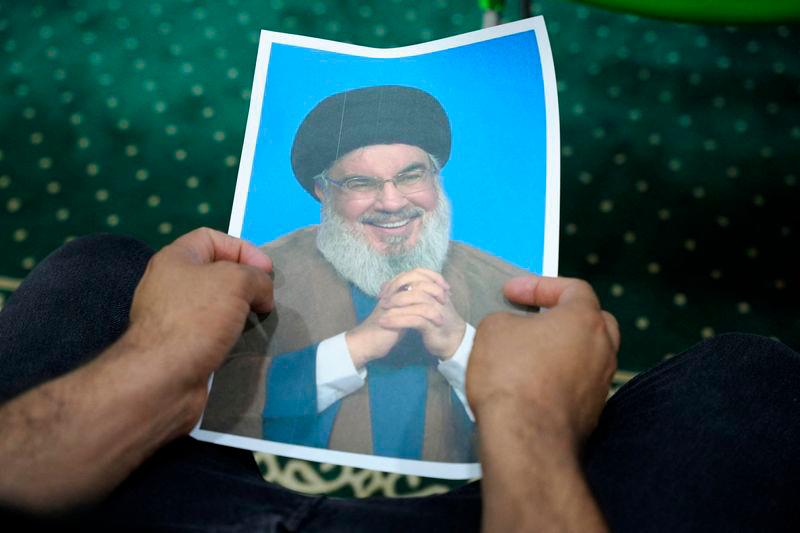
[616, 333, 800, 407]
[0, 235, 155, 402]
[699, 332, 799, 369]
[52, 233, 153, 267]
[679, 333, 800, 398]
[12, 234, 154, 308]
[42, 234, 153, 282]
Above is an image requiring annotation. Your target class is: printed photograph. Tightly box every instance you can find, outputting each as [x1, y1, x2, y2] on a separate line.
[193, 17, 560, 479]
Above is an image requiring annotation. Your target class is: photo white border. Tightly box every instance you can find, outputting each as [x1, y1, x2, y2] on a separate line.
[196, 16, 560, 481]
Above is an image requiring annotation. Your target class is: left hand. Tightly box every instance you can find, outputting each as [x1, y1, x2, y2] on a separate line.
[377, 268, 467, 359]
[467, 276, 617, 532]
[467, 275, 619, 447]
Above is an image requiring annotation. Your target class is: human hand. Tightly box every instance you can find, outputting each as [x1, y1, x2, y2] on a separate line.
[379, 268, 466, 359]
[345, 268, 466, 368]
[126, 227, 273, 434]
[0, 228, 273, 513]
[467, 275, 619, 449]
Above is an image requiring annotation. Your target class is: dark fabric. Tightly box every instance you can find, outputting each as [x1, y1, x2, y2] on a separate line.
[584, 333, 800, 532]
[291, 85, 452, 197]
[0, 233, 154, 403]
[1, 234, 799, 532]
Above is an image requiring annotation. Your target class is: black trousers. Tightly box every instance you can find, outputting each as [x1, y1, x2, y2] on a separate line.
[1, 234, 798, 532]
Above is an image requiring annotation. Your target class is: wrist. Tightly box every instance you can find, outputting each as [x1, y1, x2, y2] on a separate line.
[435, 322, 467, 360]
[476, 394, 582, 454]
[345, 327, 375, 369]
[104, 328, 206, 436]
[476, 395, 608, 533]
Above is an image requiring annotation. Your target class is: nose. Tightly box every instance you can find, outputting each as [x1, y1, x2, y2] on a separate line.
[374, 179, 409, 210]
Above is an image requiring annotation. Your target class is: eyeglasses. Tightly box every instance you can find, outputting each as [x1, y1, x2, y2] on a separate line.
[316, 166, 436, 200]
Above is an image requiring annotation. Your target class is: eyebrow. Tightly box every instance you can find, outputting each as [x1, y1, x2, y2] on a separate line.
[339, 161, 429, 180]
[397, 161, 429, 174]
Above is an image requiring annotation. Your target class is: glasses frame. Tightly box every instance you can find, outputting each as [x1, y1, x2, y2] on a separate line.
[314, 156, 440, 200]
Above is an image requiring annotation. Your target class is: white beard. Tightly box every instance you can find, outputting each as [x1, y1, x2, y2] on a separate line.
[316, 193, 452, 297]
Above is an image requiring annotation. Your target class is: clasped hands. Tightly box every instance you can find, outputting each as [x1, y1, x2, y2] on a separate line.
[344, 268, 467, 370]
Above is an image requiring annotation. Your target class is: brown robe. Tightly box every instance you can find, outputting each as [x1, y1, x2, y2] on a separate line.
[202, 226, 527, 462]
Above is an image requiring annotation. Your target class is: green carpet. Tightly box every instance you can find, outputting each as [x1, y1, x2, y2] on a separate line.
[1, 0, 798, 495]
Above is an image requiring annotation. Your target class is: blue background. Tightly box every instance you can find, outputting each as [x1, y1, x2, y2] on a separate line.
[242, 30, 548, 272]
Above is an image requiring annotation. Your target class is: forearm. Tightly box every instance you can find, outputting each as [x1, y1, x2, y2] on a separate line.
[477, 400, 607, 533]
[0, 329, 200, 513]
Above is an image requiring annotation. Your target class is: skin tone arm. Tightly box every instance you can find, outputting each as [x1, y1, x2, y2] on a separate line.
[467, 275, 620, 533]
[0, 228, 273, 514]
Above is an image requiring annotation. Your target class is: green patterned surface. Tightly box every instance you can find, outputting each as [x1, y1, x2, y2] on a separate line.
[1, 0, 799, 495]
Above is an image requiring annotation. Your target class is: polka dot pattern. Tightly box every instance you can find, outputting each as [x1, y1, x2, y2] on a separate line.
[532, 4, 800, 374]
[1, 0, 255, 288]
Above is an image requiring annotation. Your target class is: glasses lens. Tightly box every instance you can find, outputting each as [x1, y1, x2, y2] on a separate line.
[343, 176, 381, 193]
[394, 170, 428, 194]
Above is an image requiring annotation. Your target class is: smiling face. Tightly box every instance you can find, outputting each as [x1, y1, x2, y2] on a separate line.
[314, 143, 451, 296]
[316, 144, 440, 255]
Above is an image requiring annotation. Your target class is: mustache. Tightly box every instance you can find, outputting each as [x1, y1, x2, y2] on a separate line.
[359, 207, 425, 225]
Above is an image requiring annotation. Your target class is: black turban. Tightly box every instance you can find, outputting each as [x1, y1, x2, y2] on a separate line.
[290, 85, 451, 199]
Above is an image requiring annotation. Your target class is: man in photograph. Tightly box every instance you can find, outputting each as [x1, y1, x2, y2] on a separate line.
[202, 85, 527, 462]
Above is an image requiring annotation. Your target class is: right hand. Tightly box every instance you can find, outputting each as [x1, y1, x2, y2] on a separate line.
[126, 227, 273, 432]
[467, 275, 619, 448]
[0, 228, 274, 514]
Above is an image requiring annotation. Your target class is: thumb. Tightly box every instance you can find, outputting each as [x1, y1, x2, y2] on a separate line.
[171, 227, 272, 272]
[503, 275, 600, 310]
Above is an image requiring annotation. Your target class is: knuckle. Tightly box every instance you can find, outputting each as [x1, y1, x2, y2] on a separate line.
[196, 226, 215, 238]
[215, 262, 248, 287]
[570, 278, 595, 296]
[148, 249, 174, 271]
[477, 314, 497, 330]
[209, 259, 233, 274]
[557, 277, 596, 302]
[240, 266, 265, 288]
[413, 267, 433, 278]
[477, 311, 511, 332]
[602, 310, 620, 333]
[148, 251, 166, 268]
[570, 306, 606, 332]
[586, 310, 608, 332]
[189, 226, 214, 245]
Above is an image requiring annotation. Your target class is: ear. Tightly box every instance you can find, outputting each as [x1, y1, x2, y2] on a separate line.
[314, 182, 325, 202]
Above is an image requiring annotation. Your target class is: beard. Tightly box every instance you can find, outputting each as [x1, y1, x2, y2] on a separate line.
[316, 193, 452, 297]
